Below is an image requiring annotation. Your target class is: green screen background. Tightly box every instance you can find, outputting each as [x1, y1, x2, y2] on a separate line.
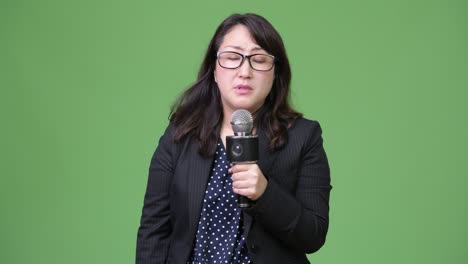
[1, 0, 467, 263]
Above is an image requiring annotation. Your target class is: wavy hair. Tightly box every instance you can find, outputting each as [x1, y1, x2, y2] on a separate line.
[170, 13, 302, 157]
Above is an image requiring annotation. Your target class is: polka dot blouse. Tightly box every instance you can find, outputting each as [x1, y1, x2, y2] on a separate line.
[189, 141, 251, 264]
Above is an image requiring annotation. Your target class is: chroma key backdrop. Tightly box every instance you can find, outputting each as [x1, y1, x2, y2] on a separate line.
[1, 0, 467, 263]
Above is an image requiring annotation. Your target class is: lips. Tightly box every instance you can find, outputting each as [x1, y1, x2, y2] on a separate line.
[234, 85, 253, 94]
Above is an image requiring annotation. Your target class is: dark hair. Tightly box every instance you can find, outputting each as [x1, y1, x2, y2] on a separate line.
[170, 13, 302, 157]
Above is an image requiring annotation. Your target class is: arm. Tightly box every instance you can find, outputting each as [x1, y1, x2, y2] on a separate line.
[136, 125, 175, 264]
[245, 121, 331, 253]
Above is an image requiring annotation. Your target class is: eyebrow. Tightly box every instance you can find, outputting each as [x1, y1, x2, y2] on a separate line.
[223, 45, 265, 53]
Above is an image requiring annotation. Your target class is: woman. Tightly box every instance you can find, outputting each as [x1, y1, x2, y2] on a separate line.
[136, 13, 331, 264]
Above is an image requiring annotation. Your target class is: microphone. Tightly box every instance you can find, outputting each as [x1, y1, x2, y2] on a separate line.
[226, 109, 259, 208]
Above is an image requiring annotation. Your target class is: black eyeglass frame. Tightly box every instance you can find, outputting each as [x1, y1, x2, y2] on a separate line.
[216, 51, 277, 72]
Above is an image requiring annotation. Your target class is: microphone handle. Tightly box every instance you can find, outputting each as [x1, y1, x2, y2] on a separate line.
[237, 195, 251, 208]
[233, 160, 255, 208]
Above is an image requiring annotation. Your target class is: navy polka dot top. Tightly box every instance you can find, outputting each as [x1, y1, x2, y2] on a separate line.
[189, 141, 251, 264]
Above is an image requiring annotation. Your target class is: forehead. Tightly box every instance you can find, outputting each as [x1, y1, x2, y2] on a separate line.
[219, 25, 265, 53]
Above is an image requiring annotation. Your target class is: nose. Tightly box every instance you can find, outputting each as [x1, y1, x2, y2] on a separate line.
[238, 58, 253, 78]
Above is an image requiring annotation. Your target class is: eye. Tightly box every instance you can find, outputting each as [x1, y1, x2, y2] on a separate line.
[252, 55, 270, 64]
[253, 58, 267, 64]
[226, 56, 241, 61]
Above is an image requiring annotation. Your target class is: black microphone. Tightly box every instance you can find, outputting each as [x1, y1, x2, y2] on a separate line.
[226, 109, 259, 208]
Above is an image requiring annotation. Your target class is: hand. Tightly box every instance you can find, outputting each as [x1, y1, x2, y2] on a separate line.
[229, 163, 268, 201]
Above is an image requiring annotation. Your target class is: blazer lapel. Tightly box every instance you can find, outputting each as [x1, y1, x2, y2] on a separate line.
[187, 125, 221, 239]
[187, 146, 214, 240]
[256, 128, 279, 175]
[244, 128, 280, 236]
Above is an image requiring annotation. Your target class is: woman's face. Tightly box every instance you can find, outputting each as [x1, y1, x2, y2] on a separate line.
[214, 25, 275, 117]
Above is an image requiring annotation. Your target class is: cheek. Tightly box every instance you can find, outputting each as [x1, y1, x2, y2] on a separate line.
[260, 74, 275, 95]
[214, 68, 230, 85]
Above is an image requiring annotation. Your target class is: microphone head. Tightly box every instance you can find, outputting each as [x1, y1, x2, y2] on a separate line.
[231, 109, 253, 135]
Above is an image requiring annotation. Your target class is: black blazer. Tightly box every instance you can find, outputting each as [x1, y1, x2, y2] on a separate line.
[136, 118, 331, 264]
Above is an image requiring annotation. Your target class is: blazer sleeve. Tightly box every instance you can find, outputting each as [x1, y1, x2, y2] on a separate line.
[136, 125, 175, 264]
[245, 121, 331, 253]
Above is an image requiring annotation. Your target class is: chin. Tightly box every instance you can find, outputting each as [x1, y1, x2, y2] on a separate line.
[234, 103, 254, 111]
[239, 105, 262, 114]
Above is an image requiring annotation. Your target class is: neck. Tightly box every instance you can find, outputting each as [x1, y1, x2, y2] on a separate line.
[220, 114, 233, 148]
[221, 117, 233, 135]
[221, 107, 234, 132]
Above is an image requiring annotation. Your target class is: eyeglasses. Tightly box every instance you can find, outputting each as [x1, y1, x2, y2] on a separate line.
[216, 51, 276, 71]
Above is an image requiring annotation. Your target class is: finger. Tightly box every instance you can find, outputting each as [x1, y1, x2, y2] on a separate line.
[232, 179, 252, 189]
[229, 163, 255, 173]
[232, 187, 255, 198]
[231, 171, 253, 181]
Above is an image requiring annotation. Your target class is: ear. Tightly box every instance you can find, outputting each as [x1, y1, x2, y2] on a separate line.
[214, 70, 217, 83]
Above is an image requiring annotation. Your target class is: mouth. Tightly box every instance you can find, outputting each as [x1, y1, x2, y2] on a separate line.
[234, 85, 253, 94]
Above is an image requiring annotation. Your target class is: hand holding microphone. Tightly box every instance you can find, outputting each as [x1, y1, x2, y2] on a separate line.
[229, 163, 268, 202]
[226, 109, 268, 207]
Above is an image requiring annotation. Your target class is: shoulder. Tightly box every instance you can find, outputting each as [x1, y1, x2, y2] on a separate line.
[158, 121, 199, 157]
[285, 117, 325, 153]
[289, 117, 323, 137]
[158, 122, 175, 144]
